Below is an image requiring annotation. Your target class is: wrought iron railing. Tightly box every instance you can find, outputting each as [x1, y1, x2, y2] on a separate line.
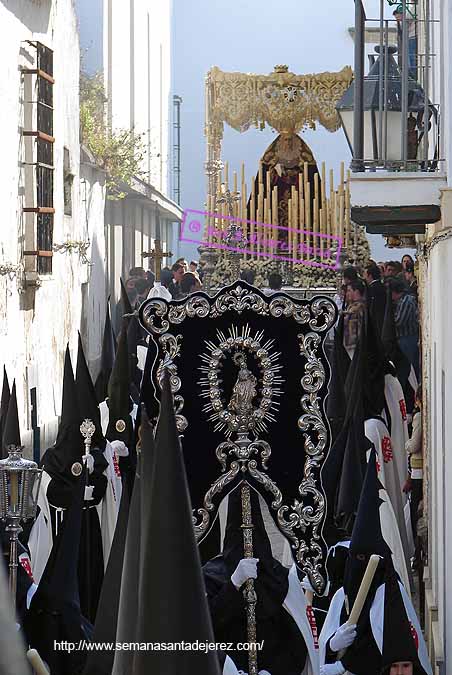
[340, 0, 441, 173]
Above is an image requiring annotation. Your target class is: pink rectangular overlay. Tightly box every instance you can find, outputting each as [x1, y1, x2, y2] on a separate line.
[180, 209, 342, 271]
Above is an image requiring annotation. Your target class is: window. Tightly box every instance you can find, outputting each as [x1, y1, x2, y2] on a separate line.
[22, 42, 55, 276]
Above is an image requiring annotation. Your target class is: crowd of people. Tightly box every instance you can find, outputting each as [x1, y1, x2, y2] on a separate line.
[121, 261, 287, 319]
[336, 253, 423, 540]
[338, 255, 419, 383]
[0, 253, 430, 675]
[120, 258, 203, 319]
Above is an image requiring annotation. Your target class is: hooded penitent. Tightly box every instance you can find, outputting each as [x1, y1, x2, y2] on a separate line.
[326, 314, 350, 443]
[95, 301, 117, 404]
[112, 406, 154, 675]
[2, 380, 21, 452]
[0, 547, 30, 675]
[0, 367, 11, 459]
[76, 333, 107, 453]
[40, 346, 86, 504]
[125, 373, 221, 674]
[83, 482, 130, 675]
[75, 335, 109, 623]
[381, 283, 411, 391]
[0, 529, 37, 627]
[203, 484, 308, 675]
[323, 308, 392, 536]
[106, 319, 134, 449]
[24, 470, 92, 675]
[376, 566, 432, 675]
[322, 319, 371, 535]
[322, 450, 392, 675]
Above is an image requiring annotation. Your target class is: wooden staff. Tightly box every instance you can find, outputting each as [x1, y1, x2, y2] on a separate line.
[292, 185, 298, 263]
[242, 179, 247, 259]
[257, 183, 263, 255]
[332, 190, 338, 239]
[250, 181, 256, 254]
[345, 170, 351, 249]
[288, 196, 293, 258]
[337, 555, 380, 660]
[27, 650, 50, 675]
[321, 162, 327, 235]
[233, 171, 238, 218]
[241, 483, 259, 675]
[320, 208, 324, 259]
[339, 194, 345, 247]
[303, 163, 309, 257]
[272, 185, 278, 256]
[305, 182, 311, 261]
[263, 196, 268, 255]
[314, 172, 320, 233]
[329, 168, 335, 238]
[299, 194, 305, 262]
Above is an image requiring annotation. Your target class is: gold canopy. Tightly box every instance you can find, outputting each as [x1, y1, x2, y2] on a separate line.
[205, 64, 353, 147]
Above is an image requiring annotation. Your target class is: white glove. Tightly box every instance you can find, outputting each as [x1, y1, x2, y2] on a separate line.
[320, 663, 346, 675]
[82, 454, 94, 474]
[330, 622, 357, 652]
[231, 558, 259, 589]
[110, 440, 129, 457]
[84, 486, 94, 501]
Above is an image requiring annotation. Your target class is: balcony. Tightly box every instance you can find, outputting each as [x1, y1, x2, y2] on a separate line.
[337, 0, 444, 242]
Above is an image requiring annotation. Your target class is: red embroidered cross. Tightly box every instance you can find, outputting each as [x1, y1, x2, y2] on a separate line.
[113, 452, 121, 478]
[19, 554, 35, 582]
[306, 605, 319, 649]
[382, 437, 393, 463]
[410, 622, 419, 650]
[399, 399, 407, 421]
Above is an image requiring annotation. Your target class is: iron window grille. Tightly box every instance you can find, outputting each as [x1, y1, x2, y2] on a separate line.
[22, 42, 55, 276]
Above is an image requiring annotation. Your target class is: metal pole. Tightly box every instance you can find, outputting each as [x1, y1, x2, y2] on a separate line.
[7, 516, 22, 612]
[241, 483, 258, 675]
[352, 0, 365, 172]
[80, 419, 95, 621]
[401, 0, 409, 167]
[383, 20, 389, 165]
[173, 95, 182, 204]
[423, 0, 430, 168]
[378, 0, 384, 162]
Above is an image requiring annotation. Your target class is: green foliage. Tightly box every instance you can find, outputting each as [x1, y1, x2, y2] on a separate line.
[80, 70, 146, 199]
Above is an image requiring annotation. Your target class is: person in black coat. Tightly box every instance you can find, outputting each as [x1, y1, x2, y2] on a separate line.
[364, 264, 387, 337]
[203, 485, 308, 675]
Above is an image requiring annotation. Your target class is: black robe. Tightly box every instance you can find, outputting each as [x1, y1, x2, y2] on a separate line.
[203, 487, 307, 675]
[204, 556, 307, 675]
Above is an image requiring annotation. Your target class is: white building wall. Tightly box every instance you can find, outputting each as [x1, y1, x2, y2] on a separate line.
[0, 0, 107, 456]
[422, 228, 452, 674]
[103, 0, 172, 194]
[422, 3, 452, 673]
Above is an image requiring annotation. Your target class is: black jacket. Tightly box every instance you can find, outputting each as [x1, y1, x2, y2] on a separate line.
[366, 280, 387, 337]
